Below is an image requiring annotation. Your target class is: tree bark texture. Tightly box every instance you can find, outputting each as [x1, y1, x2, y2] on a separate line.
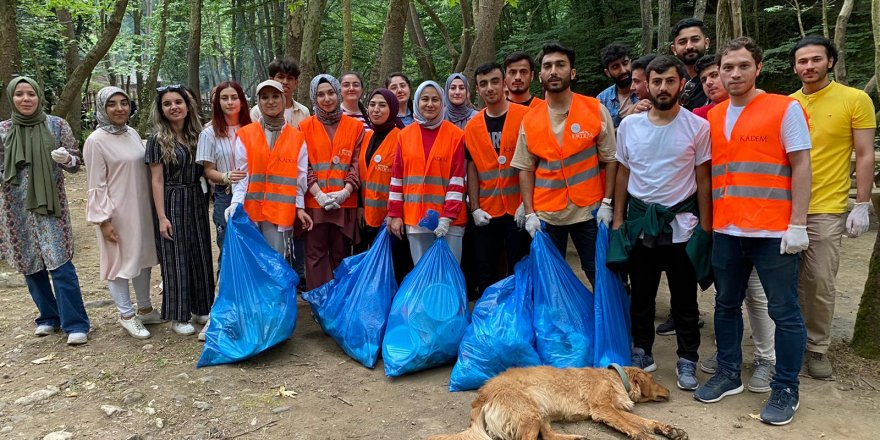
[187, 0, 203, 111]
[55, 8, 83, 138]
[456, 0, 474, 73]
[716, 0, 744, 45]
[373, 0, 409, 90]
[136, 0, 169, 134]
[463, 0, 505, 84]
[822, 0, 829, 38]
[694, 0, 708, 21]
[640, 0, 654, 53]
[286, 1, 304, 58]
[298, 0, 326, 103]
[133, 4, 144, 105]
[407, 1, 436, 80]
[658, 0, 671, 52]
[342, 0, 353, 71]
[834, 0, 855, 85]
[0, 0, 22, 119]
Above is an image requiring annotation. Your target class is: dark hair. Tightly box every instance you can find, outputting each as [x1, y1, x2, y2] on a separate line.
[631, 54, 657, 72]
[670, 18, 707, 42]
[694, 55, 718, 76]
[385, 71, 411, 88]
[600, 44, 631, 69]
[789, 34, 838, 66]
[538, 43, 576, 67]
[716, 36, 763, 65]
[504, 51, 535, 71]
[475, 61, 504, 79]
[268, 57, 301, 79]
[210, 81, 252, 138]
[646, 55, 687, 80]
[339, 71, 368, 116]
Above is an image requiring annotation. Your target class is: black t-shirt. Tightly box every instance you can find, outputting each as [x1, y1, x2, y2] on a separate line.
[465, 112, 507, 160]
[681, 75, 709, 111]
[508, 96, 535, 107]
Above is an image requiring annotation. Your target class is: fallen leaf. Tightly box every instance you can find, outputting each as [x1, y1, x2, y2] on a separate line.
[31, 353, 56, 364]
[65, 391, 78, 398]
[748, 413, 760, 420]
[277, 386, 297, 398]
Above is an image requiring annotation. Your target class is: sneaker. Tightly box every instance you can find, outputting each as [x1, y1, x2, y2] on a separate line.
[656, 315, 675, 336]
[693, 371, 744, 403]
[34, 325, 59, 336]
[759, 387, 799, 425]
[197, 319, 210, 342]
[137, 309, 163, 325]
[119, 316, 151, 339]
[806, 351, 832, 379]
[171, 321, 196, 336]
[66, 332, 88, 345]
[631, 347, 657, 372]
[191, 314, 210, 326]
[748, 359, 775, 393]
[676, 358, 699, 391]
[700, 351, 718, 374]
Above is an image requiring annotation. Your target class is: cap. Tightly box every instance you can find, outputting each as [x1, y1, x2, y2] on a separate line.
[255, 79, 284, 96]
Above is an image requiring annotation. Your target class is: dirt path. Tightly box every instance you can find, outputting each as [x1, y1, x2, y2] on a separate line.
[0, 171, 878, 440]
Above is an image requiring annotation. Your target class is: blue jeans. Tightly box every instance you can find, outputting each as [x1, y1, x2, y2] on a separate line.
[212, 189, 232, 265]
[712, 232, 806, 391]
[25, 259, 90, 334]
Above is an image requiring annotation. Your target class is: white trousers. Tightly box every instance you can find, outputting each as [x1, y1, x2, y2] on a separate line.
[107, 267, 153, 318]
[407, 226, 464, 265]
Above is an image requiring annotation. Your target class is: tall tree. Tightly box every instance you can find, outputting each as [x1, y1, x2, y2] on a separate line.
[136, 0, 170, 134]
[55, 8, 83, 138]
[640, 0, 653, 53]
[416, 0, 459, 66]
[0, 0, 22, 119]
[407, 1, 436, 79]
[694, 0, 708, 21]
[286, 2, 305, 58]
[716, 0, 744, 45]
[456, 0, 474, 73]
[372, 0, 409, 90]
[299, 0, 326, 102]
[833, 0, 856, 85]
[342, 0, 353, 71]
[188, 0, 203, 110]
[463, 0, 506, 82]
[658, 0, 671, 52]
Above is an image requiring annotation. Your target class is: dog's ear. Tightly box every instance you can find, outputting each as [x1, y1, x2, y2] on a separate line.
[630, 371, 670, 402]
[627, 371, 646, 402]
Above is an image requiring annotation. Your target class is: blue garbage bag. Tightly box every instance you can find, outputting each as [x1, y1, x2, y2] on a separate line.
[197, 205, 298, 367]
[531, 230, 595, 368]
[382, 238, 469, 377]
[594, 222, 632, 367]
[303, 226, 398, 368]
[448, 257, 541, 391]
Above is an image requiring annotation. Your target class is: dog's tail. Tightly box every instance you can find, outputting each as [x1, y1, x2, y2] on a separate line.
[426, 400, 493, 440]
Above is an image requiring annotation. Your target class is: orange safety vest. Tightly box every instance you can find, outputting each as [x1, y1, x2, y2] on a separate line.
[399, 121, 468, 227]
[239, 122, 303, 227]
[358, 127, 400, 227]
[301, 114, 364, 209]
[464, 104, 529, 217]
[528, 97, 544, 108]
[523, 93, 605, 212]
[708, 93, 803, 232]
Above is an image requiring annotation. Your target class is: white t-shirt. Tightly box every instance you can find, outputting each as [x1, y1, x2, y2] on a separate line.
[718, 100, 812, 238]
[616, 109, 711, 243]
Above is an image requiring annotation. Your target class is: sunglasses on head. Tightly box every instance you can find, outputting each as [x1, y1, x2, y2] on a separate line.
[156, 84, 184, 93]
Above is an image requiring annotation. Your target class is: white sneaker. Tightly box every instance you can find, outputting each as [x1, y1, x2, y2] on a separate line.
[171, 321, 196, 336]
[191, 314, 209, 325]
[119, 317, 151, 339]
[137, 309, 163, 325]
[34, 325, 58, 336]
[197, 318, 210, 342]
[67, 332, 88, 345]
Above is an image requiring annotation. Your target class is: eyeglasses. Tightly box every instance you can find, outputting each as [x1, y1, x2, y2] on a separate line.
[156, 84, 183, 93]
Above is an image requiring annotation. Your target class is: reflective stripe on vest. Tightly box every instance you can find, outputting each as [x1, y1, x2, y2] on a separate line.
[302, 114, 363, 209]
[711, 161, 792, 201]
[358, 128, 400, 227]
[239, 122, 302, 227]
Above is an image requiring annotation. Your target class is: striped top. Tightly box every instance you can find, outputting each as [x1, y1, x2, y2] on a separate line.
[196, 124, 240, 173]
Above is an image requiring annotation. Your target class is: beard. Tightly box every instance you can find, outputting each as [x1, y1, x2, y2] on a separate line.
[678, 49, 705, 66]
[614, 74, 632, 89]
[543, 75, 572, 93]
[650, 89, 681, 111]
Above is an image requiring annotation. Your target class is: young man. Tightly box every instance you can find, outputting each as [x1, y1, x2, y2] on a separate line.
[597, 44, 639, 127]
[693, 37, 812, 427]
[512, 43, 617, 288]
[504, 51, 543, 108]
[464, 62, 532, 294]
[250, 57, 311, 127]
[612, 55, 711, 391]
[670, 18, 711, 111]
[790, 35, 877, 379]
[692, 55, 727, 118]
[631, 54, 656, 101]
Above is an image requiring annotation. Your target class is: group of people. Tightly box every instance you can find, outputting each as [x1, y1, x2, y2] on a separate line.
[0, 16, 874, 428]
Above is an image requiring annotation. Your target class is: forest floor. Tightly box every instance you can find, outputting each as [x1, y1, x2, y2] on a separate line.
[1, 171, 879, 440]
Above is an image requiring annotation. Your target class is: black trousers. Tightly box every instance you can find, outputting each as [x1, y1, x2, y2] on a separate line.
[544, 219, 598, 289]
[628, 241, 700, 362]
[473, 214, 531, 294]
[356, 224, 414, 285]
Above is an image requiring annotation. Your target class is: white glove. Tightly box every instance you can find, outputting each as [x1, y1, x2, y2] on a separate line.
[434, 217, 452, 237]
[327, 187, 352, 205]
[525, 213, 541, 237]
[596, 198, 613, 226]
[315, 191, 340, 210]
[515, 203, 526, 229]
[224, 202, 240, 221]
[780, 224, 809, 255]
[51, 147, 70, 164]
[472, 209, 492, 227]
[846, 202, 871, 237]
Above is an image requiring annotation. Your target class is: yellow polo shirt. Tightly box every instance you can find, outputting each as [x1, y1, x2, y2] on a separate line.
[791, 81, 876, 214]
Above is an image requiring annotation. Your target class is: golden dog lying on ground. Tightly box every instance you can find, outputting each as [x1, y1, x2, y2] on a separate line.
[429, 365, 688, 440]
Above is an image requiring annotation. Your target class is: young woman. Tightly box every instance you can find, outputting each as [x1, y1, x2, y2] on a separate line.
[386, 72, 414, 127]
[0, 77, 90, 345]
[146, 85, 214, 336]
[300, 74, 364, 290]
[339, 72, 370, 130]
[445, 73, 478, 130]
[196, 81, 251, 260]
[85, 86, 159, 340]
[387, 81, 467, 264]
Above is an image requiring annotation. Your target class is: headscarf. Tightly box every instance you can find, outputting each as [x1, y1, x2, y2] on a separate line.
[444, 73, 477, 127]
[2, 77, 62, 217]
[367, 88, 399, 133]
[96, 86, 130, 135]
[309, 74, 343, 125]
[413, 81, 446, 130]
[255, 79, 286, 150]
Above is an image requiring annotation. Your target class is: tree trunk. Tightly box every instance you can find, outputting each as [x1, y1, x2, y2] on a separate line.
[640, 0, 654, 53]
[415, 0, 459, 65]
[793, 0, 806, 38]
[658, 0, 671, 51]
[0, 0, 22, 119]
[821, 0, 829, 38]
[716, 0, 744, 45]
[463, 0, 505, 84]
[55, 8, 83, 139]
[133, 3, 144, 106]
[53, 0, 129, 122]
[187, 0, 202, 110]
[834, 0, 855, 85]
[341, 0, 353, 71]
[456, 0, 474, 73]
[298, 0, 326, 103]
[274, 0, 284, 59]
[262, 1, 274, 62]
[694, 0, 707, 21]
[286, 1, 304, 58]
[136, 0, 170, 134]
[372, 0, 409, 89]
[247, 6, 268, 83]
[406, 1, 435, 80]
[230, 0, 238, 80]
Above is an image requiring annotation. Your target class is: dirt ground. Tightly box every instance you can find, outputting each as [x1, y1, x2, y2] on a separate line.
[1, 170, 879, 440]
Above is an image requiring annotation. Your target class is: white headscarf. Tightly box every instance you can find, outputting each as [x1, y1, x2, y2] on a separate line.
[413, 81, 446, 130]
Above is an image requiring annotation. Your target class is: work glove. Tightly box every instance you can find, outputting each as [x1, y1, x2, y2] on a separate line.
[525, 213, 541, 237]
[51, 147, 70, 164]
[595, 198, 613, 226]
[315, 191, 340, 210]
[472, 209, 492, 227]
[780, 224, 809, 255]
[224, 202, 240, 221]
[846, 202, 871, 237]
[327, 187, 352, 206]
[434, 217, 452, 238]
[515, 203, 526, 229]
